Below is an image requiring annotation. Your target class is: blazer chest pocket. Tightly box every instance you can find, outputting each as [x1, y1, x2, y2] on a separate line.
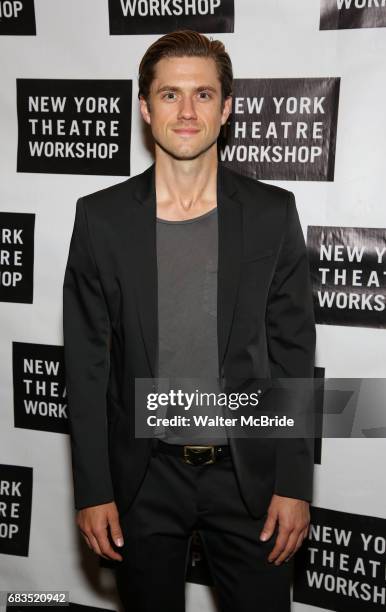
[241, 248, 274, 264]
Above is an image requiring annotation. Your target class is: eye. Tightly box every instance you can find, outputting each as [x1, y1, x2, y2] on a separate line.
[162, 92, 177, 100]
[198, 91, 211, 99]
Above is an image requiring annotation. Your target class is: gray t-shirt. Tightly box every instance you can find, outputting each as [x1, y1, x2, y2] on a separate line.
[154, 206, 228, 445]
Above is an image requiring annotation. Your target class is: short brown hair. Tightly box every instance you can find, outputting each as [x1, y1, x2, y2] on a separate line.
[137, 29, 233, 110]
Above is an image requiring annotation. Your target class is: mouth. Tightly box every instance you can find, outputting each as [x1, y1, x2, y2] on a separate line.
[173, 128, 200, 137]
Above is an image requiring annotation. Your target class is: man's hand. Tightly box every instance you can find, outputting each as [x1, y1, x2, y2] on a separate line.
[76, 501, 124, 561]
[259, 494, 310, 565]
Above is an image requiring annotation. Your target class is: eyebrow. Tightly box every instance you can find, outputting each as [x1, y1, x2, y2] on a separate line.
[155, 85, 218, 94]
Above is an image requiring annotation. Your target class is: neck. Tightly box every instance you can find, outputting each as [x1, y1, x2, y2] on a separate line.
[154, 148, 218, 219]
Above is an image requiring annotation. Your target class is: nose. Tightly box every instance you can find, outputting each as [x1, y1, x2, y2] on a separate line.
[177, 95, 197, 120]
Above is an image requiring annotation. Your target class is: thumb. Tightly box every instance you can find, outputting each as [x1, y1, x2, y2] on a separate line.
[108, 511, 124, 547]
[260, 513, 277, 542]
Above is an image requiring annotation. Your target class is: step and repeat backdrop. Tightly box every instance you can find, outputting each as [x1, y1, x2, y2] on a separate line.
[1, 1, 386, 611]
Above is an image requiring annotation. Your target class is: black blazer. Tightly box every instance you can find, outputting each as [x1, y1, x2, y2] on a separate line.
[63, 161, 316, 520]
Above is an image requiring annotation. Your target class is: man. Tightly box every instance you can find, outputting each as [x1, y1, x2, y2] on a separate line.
[63, 30, 316, 612]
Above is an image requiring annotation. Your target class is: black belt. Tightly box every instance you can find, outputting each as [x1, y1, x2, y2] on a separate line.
[153, 439, 230, 466]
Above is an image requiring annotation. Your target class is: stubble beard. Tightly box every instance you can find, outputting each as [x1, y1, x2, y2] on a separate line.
[153, 132, 220, 161]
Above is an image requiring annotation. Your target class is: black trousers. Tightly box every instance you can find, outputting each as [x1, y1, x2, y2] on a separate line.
[114, 442, 292, 612]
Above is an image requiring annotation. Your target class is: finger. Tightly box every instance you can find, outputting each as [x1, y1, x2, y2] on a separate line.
[88, 532, 110, 560]
[298, 528, 308, 549]
[285, 530, 306, 563]
[93, 527, 123, 561]
[108, 511, 124, 548]
[274, 530, 299, 566]
[267, 526, 291, 563]
[260, 514, 277, 542]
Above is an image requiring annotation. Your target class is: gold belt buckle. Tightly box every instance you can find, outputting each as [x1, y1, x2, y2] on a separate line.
[183, 445, 216, 466]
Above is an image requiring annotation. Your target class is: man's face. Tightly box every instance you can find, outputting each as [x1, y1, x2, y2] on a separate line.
[140, 55, 232, 160]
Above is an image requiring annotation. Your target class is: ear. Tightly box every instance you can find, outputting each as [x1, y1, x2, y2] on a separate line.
[139, 96, 151, 125]
[221, 95, 232, 126]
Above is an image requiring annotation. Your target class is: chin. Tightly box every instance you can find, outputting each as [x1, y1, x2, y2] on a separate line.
[155, 138, 215, 161]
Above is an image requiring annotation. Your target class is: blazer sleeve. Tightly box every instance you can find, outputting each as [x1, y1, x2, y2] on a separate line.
[63, 197, 115, 510]
[266, 191, 316, 502]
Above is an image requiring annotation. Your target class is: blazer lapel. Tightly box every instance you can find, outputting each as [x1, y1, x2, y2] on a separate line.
[217, 164, 243, 377]
[130, 163, 158, 379]
[131, 161, 243, 380]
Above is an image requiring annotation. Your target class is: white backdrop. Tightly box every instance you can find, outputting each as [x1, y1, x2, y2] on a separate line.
[1, 1, 385, 611]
